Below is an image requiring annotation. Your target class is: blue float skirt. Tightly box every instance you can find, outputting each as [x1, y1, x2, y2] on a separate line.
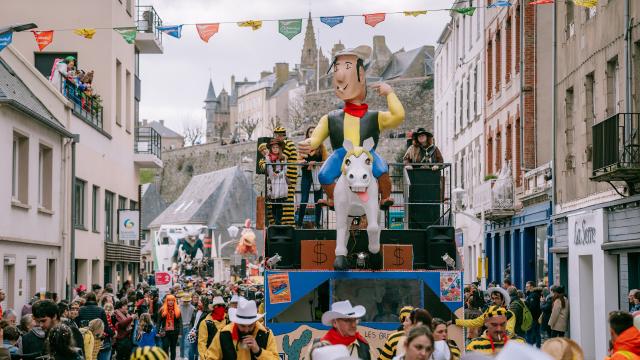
[318, 147, 388, 185]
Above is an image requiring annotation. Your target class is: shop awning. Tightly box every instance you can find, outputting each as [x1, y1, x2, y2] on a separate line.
[549, 246, 568, 254]
[602, 240, 640, 251]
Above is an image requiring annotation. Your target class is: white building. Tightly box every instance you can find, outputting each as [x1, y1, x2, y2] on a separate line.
[1, 0, 164, 300]
[434, 4, 486, 284]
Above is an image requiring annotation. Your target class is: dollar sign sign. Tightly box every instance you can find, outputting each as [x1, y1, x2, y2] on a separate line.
[393, 248, 404, 266]
[313, 242, 328, 264]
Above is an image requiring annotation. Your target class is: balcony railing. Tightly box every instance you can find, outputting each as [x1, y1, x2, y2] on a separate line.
[473, 177, 515, 221]
[592, 113, 640, 183]
[520, 162, 552, 205]
[62, 78, 103, 130]
[135, 126, 162, 159]
[136, 5, 163, 43]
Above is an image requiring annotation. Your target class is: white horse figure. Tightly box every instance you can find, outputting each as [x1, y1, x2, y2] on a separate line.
[333, 138, 382, 270]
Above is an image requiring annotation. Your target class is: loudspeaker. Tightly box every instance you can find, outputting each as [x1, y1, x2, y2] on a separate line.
[266, 225, 298, 269]
[240, 259, 247, 278]
[381, 230, 429, 269]
[406, 169, 442, 229]
[426, 225, 455, 269]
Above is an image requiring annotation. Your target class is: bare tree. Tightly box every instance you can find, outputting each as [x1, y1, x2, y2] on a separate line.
[239, 118, 258, 140]
[214, 121, 228, 143]
[288, 95, 306, 132]
[182, 120, 205, 146]
[267, 116, 282, 133]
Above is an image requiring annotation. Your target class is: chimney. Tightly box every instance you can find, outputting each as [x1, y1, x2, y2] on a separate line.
[371, 35, 392, 77]
[274, 62, 289, 88]
[142, 119, 148, 126]
[260, 71, 272, 79]
[331, 41, 345, 59]
[159, 120, 165, 126]
[231, 75, 236, 90]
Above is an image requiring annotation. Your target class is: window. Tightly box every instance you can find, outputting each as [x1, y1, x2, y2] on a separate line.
[126, 70, 132, 131]
[506, 17, 512, 82]
[585, 6, 597, 20]
[38, 144, 53, 210]
[105, 191, 114, 241]
[495, 29, 502, 93]
[33, 52, 78, 80]
[585, 72, 596, 162]
[466, 77, 471, 124]
[12, 132, 29, 204]
[506, 122, 513, 164]
[515, 117, 521, 186]
[535, 225, 549, 285]
[565, 87, 575, 147]
[116, 59, 122, 126]
[606, 56, 620, 116]
[566, 2, 575, 39]
[635, 41, 640, 112]
[74, 179, 86, 228]
[129, 200, 138, 210]
[92, 186, 99, 232]
[487, 133, 494, 175]
[473, 66, 478, 116]
[515, 6, 521, 73]
[487, 39, 493, 100]
[496, 128, 502, 171]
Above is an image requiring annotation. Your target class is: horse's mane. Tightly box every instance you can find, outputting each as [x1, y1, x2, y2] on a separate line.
[341, 146, 373, 174]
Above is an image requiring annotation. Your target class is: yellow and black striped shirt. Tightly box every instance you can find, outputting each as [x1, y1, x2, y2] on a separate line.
[377, 330, 404, 360]
[466, 333, 525, 355]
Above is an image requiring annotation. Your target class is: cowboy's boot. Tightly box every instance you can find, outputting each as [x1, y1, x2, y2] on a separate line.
[317, 183, 335, 209]
[378, 173, 394, 210]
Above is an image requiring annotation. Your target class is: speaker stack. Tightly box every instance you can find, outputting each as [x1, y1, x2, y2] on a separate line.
[405, 168, 442, 229]
[265, 225, 298, 269]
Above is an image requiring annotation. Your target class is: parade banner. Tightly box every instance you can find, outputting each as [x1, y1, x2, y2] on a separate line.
[73, 28, 96, 39]
[158, 25, 183, 39]
[278, 19, 302, 40]
[196, 23, 219, 42]
[575, 0, 598, 8]
[440, 271, 462, 302]
[114, 27, 137, 44]
[118, 210, 140, 242]
[238, 20, 263, 30]
[32, 30, 53, 51]
[0, 31, 12, 52]
[320, 16, 344, 28]
[403, 10, 428, 17]
[268, 273, 291, 304]
[363, 13, 386, 27]
[529, 0, 554, 4]
[488, 0, 512, 8]
[454, 7, 477, 15]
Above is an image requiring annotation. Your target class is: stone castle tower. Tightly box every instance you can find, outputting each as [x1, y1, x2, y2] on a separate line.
[300, 13, 329, 91]
[204, 79, 231, 142]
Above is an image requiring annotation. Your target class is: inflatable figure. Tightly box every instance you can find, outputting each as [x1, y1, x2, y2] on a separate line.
[235, 220, 258, 256]
[298, 45, 405, 210]
[171, 228, 204, 274]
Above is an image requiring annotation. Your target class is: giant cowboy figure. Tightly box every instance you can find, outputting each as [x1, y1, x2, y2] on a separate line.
[298, 45, 404, 209]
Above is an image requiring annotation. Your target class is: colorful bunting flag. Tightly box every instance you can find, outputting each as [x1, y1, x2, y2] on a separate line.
[278, 19, 302, 40]
[238, 20, 263, 30]
[488, 0, 511, 8]
[403, 10, 428, 17]
[574, 0, 597, 8]
[320, 16, 344, 28]
[195, 23, 219, 43]
[529, 0, 553, 4]
[157, 25, 183, 39]
[114, 27, 137, 44]
[73, 28, 96, 39]
[364, 13, 386, 27]
[0, 31, 12, 52]
[32, 30, 54, 51]
[454, 7, 476, 16]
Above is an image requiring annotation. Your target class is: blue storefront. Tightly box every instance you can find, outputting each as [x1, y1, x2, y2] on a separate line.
[484, 201, 554, 289]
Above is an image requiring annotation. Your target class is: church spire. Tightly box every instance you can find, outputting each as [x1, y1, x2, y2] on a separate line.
[205, 78, 217, 103]
[300, 12, 318, 70]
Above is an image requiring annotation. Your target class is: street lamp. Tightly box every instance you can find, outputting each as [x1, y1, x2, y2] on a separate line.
[0, 23, 37, 34]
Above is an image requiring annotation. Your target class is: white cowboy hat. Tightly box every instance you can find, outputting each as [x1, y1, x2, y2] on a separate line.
[211, 296, 225, 306]
[321, 300, 366, 326]
[228, 298, 264, 325]
[230, 294, 245, 303]
[488, 287, 511, 307]
[311, 344, 352, 360]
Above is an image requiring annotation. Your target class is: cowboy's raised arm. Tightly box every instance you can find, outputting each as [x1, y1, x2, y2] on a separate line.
[374, 83, 405, 130]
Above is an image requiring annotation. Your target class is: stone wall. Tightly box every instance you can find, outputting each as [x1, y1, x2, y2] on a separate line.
[303, 76, 434, 136]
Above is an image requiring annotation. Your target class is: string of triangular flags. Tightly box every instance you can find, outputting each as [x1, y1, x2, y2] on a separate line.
[0, 0, 598, 53]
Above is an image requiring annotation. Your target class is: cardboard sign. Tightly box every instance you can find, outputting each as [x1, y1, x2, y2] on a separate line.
[267, 273, 291, 304]
[155, 271, 171, 285]
[382, 244, 413, 270]
[301, 240, 336, 270]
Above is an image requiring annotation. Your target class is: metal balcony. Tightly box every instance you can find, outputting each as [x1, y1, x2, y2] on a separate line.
[134, 126, 163, 169]
[591, 113, 640, 186]
[62, 79, 104, 130]
[473, 178, 515, 221]
[135, 6, 164, 54]
[520, 162, 552, 206]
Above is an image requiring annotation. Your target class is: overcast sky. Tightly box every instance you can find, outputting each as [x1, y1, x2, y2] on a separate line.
[138, 0, 454, 133]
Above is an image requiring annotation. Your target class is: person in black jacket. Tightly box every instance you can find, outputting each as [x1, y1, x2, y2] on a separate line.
[18, 299, 59, 358]
[539, 288, 553, 340]
[76, 292, 114, 339]
[524, 281, 542, 348]
[58, 302, 85, 358]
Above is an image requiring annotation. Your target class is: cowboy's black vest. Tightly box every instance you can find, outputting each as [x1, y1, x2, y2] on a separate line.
[219, 328, 270, 360]
[327, 110, 379, 151]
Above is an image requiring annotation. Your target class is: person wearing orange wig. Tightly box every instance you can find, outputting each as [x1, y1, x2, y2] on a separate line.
[158, 294, 183, 360]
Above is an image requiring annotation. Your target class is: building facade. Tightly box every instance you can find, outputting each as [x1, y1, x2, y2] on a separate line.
[479, 0, 554, 290]
[0, 0, 164, 295]
[551, 0, 640, 357]
[434, 3, 486, 284]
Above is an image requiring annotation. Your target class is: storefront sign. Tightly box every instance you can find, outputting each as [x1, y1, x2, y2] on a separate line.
[118, 210, 139, 241]
[567, 209, 606, 252]
[573, 219, 596, 246]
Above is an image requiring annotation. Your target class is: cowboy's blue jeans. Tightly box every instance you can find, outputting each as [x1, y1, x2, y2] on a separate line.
[318, 147, 388, 185]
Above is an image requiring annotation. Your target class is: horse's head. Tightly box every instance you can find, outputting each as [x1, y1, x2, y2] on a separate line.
[342, 138, 375, 194]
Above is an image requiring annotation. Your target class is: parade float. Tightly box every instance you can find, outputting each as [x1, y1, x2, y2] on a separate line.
[261, 45, 463, 359]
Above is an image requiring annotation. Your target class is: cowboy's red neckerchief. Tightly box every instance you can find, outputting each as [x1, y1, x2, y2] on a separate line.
[344, 102, 369, 118]
[321, 327, 368, 347]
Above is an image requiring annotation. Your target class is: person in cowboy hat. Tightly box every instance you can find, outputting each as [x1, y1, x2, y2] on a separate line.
[205, 298, 278, 360]
[403, 128, 443, 169]
[297, 45, 405, 210]
[455, 287, 516, 336]
[466, 306, 525, 355]
[320, 300, 371, 360]
[271, 126, 297, 225]
[198, 296, 229, 359]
